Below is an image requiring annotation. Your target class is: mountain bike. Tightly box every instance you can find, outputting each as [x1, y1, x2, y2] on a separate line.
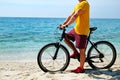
[37, 26, 117, 72]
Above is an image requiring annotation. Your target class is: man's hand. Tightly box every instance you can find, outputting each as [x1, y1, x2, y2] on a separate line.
[60, 24, 68, 30]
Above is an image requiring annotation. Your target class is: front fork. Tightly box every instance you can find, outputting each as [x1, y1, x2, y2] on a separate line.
[53, 42, 60, 60]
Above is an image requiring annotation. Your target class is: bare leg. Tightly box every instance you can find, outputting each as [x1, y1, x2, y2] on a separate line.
[79, 49, 86, 69]
[64, 37, 78, 53]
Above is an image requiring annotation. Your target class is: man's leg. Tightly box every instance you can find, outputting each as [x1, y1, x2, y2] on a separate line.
[79, 49, 86, 69]
[64, 37, 78, 53]
[78, 35, 87, 71]
[71, 48, 86, 73]
[71, 35, 87, 73]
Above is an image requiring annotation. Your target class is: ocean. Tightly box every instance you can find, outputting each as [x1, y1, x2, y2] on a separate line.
[0, 17, 120, 61]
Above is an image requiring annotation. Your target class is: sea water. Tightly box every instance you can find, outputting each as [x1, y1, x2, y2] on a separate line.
[0, 17, 120, 61]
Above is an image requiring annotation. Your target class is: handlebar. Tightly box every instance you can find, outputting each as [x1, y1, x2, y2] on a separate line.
[57, 24, 68, 30]
[55, 25, 67, 41]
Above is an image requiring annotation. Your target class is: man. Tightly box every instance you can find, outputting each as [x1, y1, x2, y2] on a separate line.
[60, 0, 90, 73]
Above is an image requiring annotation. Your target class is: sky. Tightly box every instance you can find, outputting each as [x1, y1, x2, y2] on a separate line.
[0, 0, 120, 18]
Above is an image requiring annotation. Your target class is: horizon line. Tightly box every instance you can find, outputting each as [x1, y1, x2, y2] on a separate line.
[0, 16, 120, 19]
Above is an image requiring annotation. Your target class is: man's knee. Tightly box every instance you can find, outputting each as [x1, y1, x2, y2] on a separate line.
[79, 49, 86, 54]
[64, 37, 68, 43]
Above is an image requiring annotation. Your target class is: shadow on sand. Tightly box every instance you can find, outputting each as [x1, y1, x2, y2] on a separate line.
[85, 68, 120, 80]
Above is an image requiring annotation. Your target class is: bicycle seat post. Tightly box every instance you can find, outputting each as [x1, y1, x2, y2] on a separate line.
[88, 27, 97, 41]
[87, 31, 91, 41]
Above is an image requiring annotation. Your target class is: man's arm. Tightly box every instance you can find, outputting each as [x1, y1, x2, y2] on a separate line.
[61, 9, 84, 29]
[65, 9, 84, 26]
[63, 12, 75, 25]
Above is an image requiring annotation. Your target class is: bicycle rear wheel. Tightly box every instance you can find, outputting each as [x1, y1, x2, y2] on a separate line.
[37, 43, 70, 72]
[87, 41, 117, 69]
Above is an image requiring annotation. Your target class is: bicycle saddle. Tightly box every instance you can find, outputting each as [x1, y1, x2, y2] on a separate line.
[90, 27, 97, 31]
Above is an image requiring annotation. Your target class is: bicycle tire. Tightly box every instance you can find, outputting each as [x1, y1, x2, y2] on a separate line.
[87, 41, 117, 69]
[37, 43, 70, 72]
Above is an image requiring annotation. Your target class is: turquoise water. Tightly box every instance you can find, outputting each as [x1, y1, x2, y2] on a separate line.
[0, 17, 120, 61]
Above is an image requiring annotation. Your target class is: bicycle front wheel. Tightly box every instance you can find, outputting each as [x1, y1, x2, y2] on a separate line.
[37, 43, 70, 72]
[87, 41, 117, 69]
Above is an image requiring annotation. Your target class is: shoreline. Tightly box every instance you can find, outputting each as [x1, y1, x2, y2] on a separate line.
[1, 16, 120, 19]
[0, 58, 120, 80]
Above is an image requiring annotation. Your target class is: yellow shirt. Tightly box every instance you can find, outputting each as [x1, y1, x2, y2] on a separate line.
[73, 0, 90, 35]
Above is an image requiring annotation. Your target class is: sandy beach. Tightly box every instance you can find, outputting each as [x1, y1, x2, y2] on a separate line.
[0, 17, 120, 80]
[0, 57, 120, 80]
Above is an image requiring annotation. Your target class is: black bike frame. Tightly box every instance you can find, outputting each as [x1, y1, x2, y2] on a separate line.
[53, 27, 103, 60]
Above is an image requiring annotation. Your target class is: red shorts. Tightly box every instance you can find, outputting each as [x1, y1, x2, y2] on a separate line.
[66, 29, 87, 49]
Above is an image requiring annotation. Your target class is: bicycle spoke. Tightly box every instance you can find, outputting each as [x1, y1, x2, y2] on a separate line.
[48, 52, 54, 59]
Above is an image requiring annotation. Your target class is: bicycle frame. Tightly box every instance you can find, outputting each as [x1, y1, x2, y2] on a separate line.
[53, 27, 104, 61]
